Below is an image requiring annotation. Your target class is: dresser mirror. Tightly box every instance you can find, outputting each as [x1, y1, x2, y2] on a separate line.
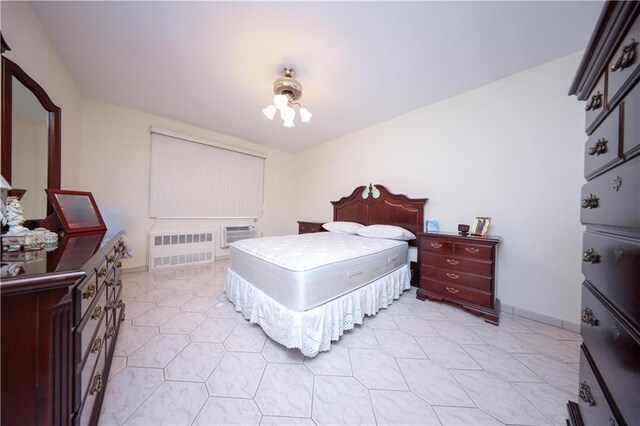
[1, 56, 61, 220]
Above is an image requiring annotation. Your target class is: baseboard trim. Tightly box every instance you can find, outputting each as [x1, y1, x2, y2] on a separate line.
[122, 265, 149, 274]
[502, 303, 580, 333]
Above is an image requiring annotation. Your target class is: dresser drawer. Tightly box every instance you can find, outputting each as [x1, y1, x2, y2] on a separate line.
[77, 318, 107, 407]
[421, 277, 492, 308]
[77, 355, 106, 426]
[622, 82, 640, 158]
[584, 108, 622, 179]
[577, 346, 620, 426]
[421, 238, 453, 255]
[453, 242, 494, 260]
[581, 282, 640, 423]
[585, 75, 606, 133]
[74, 271, 100, 326]
[582, 231, 640, 328]
[608, 13, 640, 105]
[76, 283, 108, 364]
[422, 252, 492, 277]
[95, 256, 109, 284]
[422, 265, 492, 291]
[580, 157, 640, 230]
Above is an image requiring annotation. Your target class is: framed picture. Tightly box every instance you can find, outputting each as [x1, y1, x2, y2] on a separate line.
[45, 189, 106, 234]
[470, 216, 491, 237]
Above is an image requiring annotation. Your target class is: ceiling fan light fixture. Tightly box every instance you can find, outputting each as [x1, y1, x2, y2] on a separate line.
[262, 67, 312, 128]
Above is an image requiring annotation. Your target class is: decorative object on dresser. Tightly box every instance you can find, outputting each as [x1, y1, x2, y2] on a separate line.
[297, 221, 325, 234]
[470, 216, 491, 237]
[457, 224, 470, 236]
[45, 189, 107, 234]
[417, 231, 502, 324]
[567, 2, 640, 426]
[0, 231, 126, 426]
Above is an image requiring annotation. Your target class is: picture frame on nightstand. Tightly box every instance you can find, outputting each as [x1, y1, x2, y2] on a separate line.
[470, 216, 491, 237]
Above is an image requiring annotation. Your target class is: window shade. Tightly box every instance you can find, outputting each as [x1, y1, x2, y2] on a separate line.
[150, 129, 265, 218]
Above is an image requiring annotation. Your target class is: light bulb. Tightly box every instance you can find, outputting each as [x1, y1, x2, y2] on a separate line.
[280, 105, 296, 121]
[262, 105, 277, 120]
[299, 107, 312, 123]
[274, 94, 289, 109]
[282, 118, 295, 127]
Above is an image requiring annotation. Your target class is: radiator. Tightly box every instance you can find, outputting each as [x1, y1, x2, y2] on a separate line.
[221, 225, 256, 248]
[149, 231, 215, 270]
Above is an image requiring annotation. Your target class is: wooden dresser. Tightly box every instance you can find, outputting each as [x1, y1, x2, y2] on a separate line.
[568, 2, 640, 425]
[416, 232, 502, 324]
[1, 231, 126, 426]
[297, 221, 326, 234]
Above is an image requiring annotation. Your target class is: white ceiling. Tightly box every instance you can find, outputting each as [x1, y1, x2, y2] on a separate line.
[32, 1, 602, 152]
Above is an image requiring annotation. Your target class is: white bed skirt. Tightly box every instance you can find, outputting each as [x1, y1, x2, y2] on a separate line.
[224, 265, 411, 357]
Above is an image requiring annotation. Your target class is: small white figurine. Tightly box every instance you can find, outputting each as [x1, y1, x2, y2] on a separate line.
[6, 196, 29, 234]
[0, 175, 11, 227]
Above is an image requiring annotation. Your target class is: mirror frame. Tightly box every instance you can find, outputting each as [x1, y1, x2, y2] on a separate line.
[1, 56, 61, 214]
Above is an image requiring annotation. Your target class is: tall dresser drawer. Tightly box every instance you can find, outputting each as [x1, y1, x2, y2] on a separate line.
[581, 282, 640, 423]
[422, 265, 492, 291]
[608, 13, 640, 105]
[584, 108, 621, 179]
[422, 252, 492, 277]
[623, 82, 640, 158]
[585, 75, 606, 133]
[582, 231, 640, 328]
[580, 157, 640, 229]
[577, 346, 619, 426]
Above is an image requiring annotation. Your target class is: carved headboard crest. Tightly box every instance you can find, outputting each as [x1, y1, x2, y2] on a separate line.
[331, 184, 428, 239]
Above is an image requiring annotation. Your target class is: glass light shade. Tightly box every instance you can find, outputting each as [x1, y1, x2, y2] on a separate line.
[282, 118, 295, 127]
[280, 105, 296, 121]
[299, 107, 312, 123]
[262, 105, 277, 120]
[273, 94, 289, 109]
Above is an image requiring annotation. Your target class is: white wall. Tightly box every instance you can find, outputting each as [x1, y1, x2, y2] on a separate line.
[294, 52, 586, 324]
[1, 1, 83, 188]
[78, 98, 297, 269]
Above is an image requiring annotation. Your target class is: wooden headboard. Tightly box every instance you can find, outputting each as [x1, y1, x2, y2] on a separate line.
[331, 184, 428, 239]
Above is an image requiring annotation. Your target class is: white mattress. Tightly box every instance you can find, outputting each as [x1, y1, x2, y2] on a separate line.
[229, 233, 408, 311]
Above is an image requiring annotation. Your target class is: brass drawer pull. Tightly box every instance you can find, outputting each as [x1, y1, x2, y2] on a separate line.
[98, 267, 107, 278]
[446, 273, 460, 280]
[108, 255, 115, 263]
[612, 176, 622, 192]
[106, 325, 116, 339]
[581, 194, 599, 209]
[107, 279, 115, 288]
[579, 381, 595, 406]
[611, 38, 637, 72]
[90, 373, 103, 395]
[588, 138, 608, 156]
[91, 305, 104, 320]
[91, 337, 104, 354]
[430, 242, 443, 249]
[445, 286, 459, 294]
[116, 261, 122, 268]
[585, 91, 602, 111]
[581, 308, 599, 327]
[613, 247, 623, 261]
[82, 284, 97, 299]
[446, 259, 460, 266]
[117, 279, 123, 287]
[464, 247, 480, 254]
[582, 248, 600, 264]
[107, 300, 117, 310]
[117, 300, 125, 309]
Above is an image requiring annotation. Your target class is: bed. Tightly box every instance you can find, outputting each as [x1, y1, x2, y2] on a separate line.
[225, 184, 428, 357]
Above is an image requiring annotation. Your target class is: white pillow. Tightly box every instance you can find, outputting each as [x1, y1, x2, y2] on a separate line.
[322, 221, 364, 234]
[356, 224, 416, 241]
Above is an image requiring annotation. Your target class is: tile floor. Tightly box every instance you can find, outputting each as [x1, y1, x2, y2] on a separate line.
[99, 261, 581, 426]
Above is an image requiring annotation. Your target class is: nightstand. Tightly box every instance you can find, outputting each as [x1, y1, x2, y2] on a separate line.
[297, 221, 326, 234]
[417, 231, 502, 324]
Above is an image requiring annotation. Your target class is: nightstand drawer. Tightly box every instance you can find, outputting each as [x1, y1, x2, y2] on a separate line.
[422, 265, 492, 291]
[585, 75, 606, 134]
[421, 239, 453, 254]
[422, 252, 492, 277]
[421, 277, 492, 307]
[453, 242, 493, 260]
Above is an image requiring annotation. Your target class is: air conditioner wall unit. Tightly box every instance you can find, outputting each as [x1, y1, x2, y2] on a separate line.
[221, 225, 257, 248]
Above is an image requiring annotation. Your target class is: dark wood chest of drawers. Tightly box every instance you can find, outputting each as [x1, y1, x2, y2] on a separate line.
[1, 231, 126, 426]
[297, 221, 326, 234]
[416, 232, 502, 324]
[568, 2, 640, 425]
